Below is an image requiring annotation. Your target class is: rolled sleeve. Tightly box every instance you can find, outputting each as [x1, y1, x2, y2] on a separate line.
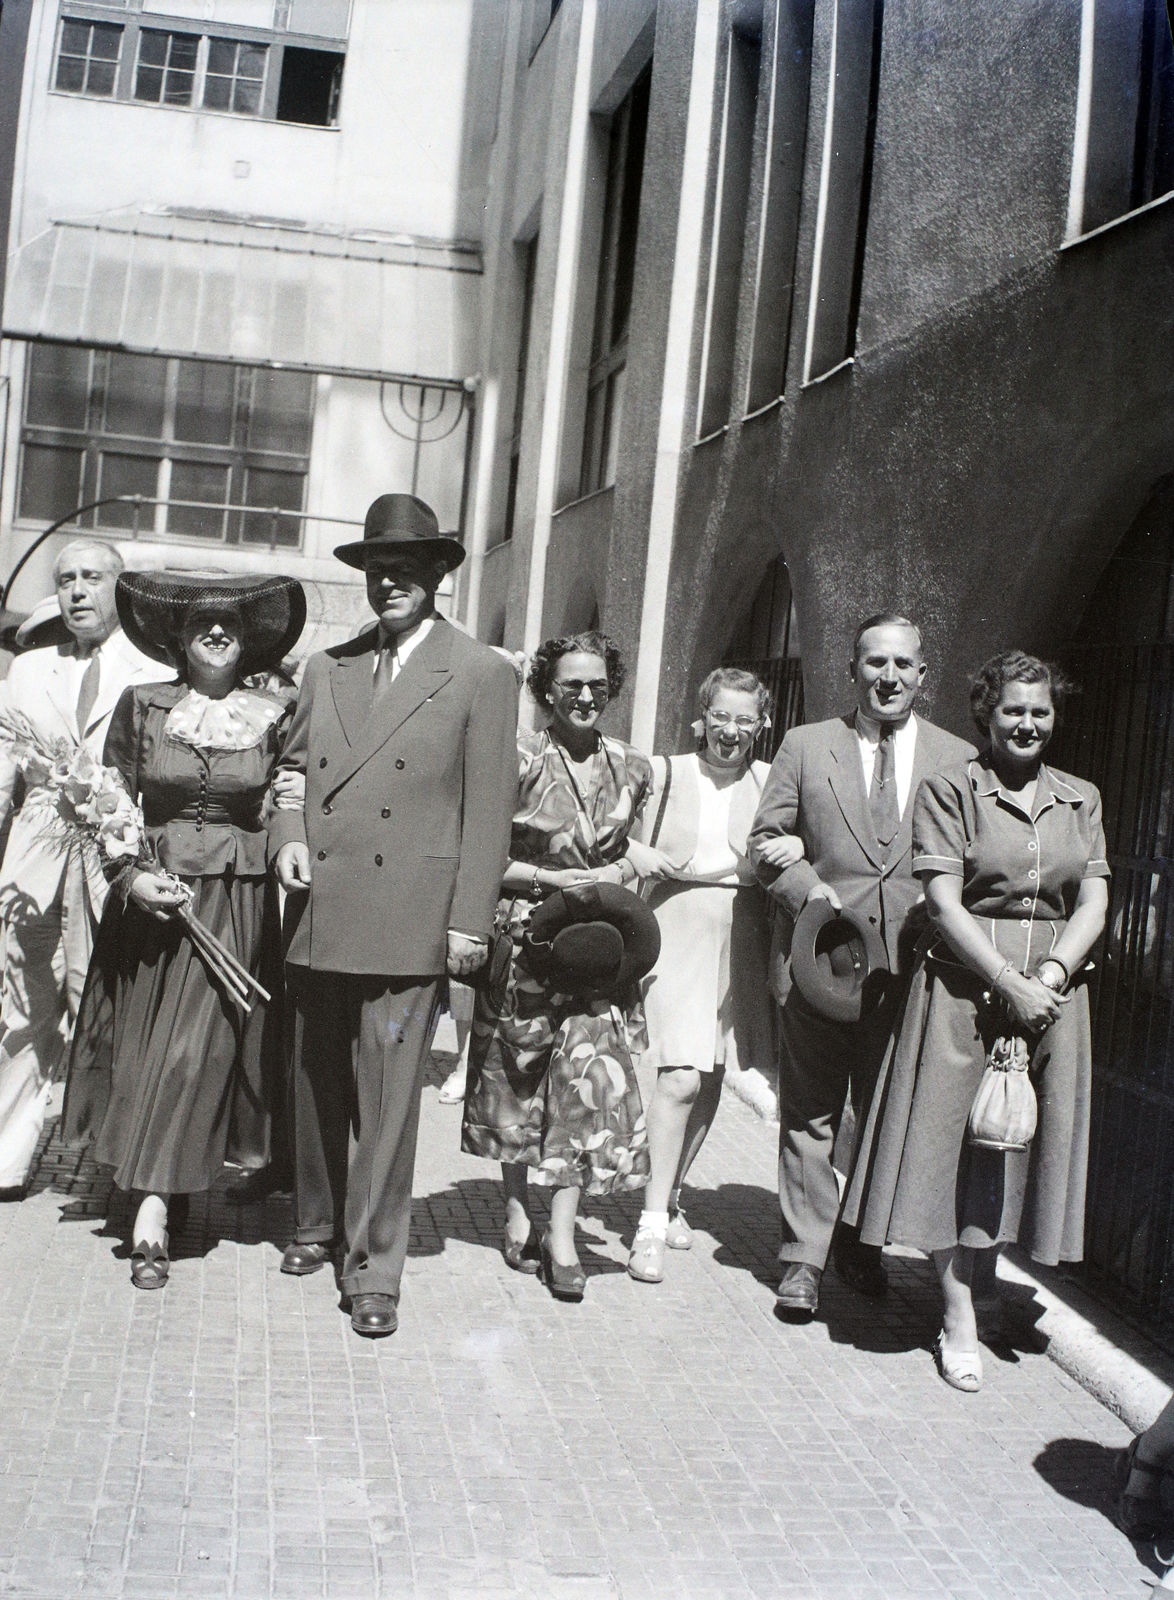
[911, 773, 966, 880]
[1081, 788, 1112, 879]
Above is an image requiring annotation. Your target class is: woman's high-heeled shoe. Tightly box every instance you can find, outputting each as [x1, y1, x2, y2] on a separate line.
[934, 1329, 982, 1392]
[540, 1230, 585, 1302]
[130, 1233, 170, 1291]
[502, 1222, 541, 1274]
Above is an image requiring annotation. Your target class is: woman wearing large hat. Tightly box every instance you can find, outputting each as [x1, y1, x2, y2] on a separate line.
[63, 571, 305, 1290]
[461, 631, 657, 1300]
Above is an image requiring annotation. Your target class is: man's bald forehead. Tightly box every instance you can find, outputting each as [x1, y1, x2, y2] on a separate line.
[54, 540, 123, 578]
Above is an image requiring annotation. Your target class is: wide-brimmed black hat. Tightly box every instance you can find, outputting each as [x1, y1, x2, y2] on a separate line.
[333, 493, 465, 573]
[522, 882, 661, 999]
[790, 898, 889, 1023]
[116, 571, 307, 674]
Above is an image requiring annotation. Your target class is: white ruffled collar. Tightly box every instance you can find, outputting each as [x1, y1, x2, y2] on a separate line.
[165, 689, 283, 753]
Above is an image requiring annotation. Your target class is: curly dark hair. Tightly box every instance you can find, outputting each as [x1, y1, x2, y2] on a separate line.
[527, 631, 626, 706]
[969, 650, 1079, 735]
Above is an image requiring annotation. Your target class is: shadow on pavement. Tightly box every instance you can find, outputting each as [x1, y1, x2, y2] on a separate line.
[1033, 1437, 1162, 1578]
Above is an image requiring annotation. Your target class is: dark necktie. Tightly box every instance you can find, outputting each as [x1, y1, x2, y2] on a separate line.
[372, 640, 398, 707]
[76, 652, 100, 738]
[870, 728, 900, 848]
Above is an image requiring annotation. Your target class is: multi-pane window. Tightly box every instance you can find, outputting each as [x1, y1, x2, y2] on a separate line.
[18, 345, 314, 549]
[203, 38, 268, 116]
[54, 20, 123, 98]
[580, 68, 651, 498]
[134, 30, 199, 108]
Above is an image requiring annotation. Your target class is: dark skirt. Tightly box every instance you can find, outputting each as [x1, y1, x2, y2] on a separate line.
[63, 873, 284, 1195]
[845, 947, 1091, 1265]
[461, 915, 649, 1196]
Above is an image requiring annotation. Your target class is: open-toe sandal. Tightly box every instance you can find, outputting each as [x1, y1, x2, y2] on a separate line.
[934, 1329, 982, 1392]
[130, 1234, 170, 1291]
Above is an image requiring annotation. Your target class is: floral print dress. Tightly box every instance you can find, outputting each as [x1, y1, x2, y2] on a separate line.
[461, 729, 653, 1194]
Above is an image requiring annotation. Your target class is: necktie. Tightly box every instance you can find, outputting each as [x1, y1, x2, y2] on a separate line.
[76, 652, 100, 738]
[372, 640, 398, 706]
[870, 728, 900, 848]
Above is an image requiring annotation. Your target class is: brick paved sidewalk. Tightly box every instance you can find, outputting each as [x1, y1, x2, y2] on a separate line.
[0, 1055, 1158, 1600]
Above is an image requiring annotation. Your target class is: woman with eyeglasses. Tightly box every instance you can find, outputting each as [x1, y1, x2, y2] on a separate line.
[461, 631, 654, 1300]
[626, 668, 802, 1283]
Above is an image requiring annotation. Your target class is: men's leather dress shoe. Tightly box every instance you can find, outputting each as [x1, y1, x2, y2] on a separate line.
[833, 1239, 889, 1299]
[350, 1293, 398, 1337]
[281, 1241, 332, 1276]
[776, 1263, 821, 1317]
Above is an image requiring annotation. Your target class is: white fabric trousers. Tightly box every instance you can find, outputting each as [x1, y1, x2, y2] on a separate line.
[0, 856, 95, 1187]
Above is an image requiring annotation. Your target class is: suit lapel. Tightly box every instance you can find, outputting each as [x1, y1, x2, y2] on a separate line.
[44, 649, 79, 742]
[827, 714, 883, 870]
[329, 641, 377, 751]
[332, 619, 454, 790]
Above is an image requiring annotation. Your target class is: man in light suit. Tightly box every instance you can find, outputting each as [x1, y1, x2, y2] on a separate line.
[0, 540, 171, 1188]
[748, 613, 975, 1317]
[271, 494, 518, 1337]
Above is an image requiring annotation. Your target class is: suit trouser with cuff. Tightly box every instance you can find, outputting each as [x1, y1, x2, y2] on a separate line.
[287, 966, 444, 1301]
[777, 984, 898, 1270]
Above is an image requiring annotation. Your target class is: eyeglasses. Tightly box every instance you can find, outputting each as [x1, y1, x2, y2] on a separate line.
[706, 711, 760, 731]
[553, 680, 609, 701]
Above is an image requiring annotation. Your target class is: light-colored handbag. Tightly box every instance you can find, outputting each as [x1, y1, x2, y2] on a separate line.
[967, 1033, 1038, 1151]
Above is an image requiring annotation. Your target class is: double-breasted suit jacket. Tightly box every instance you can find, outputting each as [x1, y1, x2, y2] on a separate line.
[747, 711, 976, 1270]
[748, 714, 977, 1003]
[269, 618, 519, 977]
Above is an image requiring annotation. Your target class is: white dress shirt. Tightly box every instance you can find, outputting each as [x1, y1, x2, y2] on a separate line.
[856, 711, 919, 819]
[58, 630, 125, 727]
[374, 614, 435, 682]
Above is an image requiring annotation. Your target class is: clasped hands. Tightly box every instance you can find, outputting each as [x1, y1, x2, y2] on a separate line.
[993, 959, 1069, 1034]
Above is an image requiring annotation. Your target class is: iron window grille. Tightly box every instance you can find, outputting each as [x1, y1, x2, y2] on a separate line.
[17, 345, 314, 550]
[133, 30, 199, 108]
[54, 19, 123, 98]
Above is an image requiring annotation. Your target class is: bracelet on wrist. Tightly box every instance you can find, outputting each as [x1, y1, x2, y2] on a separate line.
[989, 958, 1013, 996]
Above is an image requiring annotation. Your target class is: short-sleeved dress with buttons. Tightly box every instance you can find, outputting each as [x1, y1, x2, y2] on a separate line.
[846, 756, 1111, 1265]
[63, 681, 291, 1195]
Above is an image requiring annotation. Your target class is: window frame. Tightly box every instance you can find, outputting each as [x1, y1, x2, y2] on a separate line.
[53, 15, 125, 99]
[132, 27, 200, 110]
[16, 344, 315, 552]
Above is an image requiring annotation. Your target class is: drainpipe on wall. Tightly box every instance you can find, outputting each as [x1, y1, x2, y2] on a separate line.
[630, 0, 723, 752]
[522, 0, 598, 654]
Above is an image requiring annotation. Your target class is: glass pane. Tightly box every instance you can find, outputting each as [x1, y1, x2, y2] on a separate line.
[168, 460, 230, 539]
[232, 80, 262, 115]
[134, 66, 163, 103]
[55, 56, 85, 92]
[96, 454, 160, 528]
[248, 369, 313, 454]
[91, 24, 122, 60]
[175, 361, 236, 445]
[138, 30, 168, 67]
[18, 444, 84, 523]
[163, 70, 194, 107]
[170, 36, 198, 72]
[60, 21, 91, 54]
[207, 40, 237, 74]
[238, 45, 267, 80]
[26, 345, 90, 429]
[241, 468, 304, 547]
[104, 353, 167, 438]
[203, 75, 231, 111]
[85, 61, 118, 97]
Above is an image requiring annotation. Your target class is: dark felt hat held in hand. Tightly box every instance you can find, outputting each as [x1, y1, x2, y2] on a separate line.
[790, 897, 889, 1023]
[522, 882, 661, 1000]
[333, 493, 466, 573]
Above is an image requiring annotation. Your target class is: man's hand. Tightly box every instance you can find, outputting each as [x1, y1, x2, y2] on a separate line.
[624, 839, 675, 880]
[755, 834, 805, 870]
[129, 871, 185, 922]
[447, 930, 488, 978]
[805, 881, 843, 912]
[275, 841, 312, 892]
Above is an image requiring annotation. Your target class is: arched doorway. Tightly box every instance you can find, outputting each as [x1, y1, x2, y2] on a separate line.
[723, 554, 804, 760]
[1049, 477, 1174, 1339]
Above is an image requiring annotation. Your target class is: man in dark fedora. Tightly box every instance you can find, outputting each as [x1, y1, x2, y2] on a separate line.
[271, 493, 518, 1336]
[747, 613, 975, 1318]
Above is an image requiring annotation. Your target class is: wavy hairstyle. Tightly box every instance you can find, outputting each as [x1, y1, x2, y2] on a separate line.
[968, 650, 1078, 735]
[527, 630, 626, 705]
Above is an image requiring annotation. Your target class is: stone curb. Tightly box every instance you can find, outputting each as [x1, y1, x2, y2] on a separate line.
[1000, 1247, 1174, 1434]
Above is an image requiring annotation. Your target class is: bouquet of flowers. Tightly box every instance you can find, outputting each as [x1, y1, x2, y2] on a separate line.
[0, 708, 269, 1012]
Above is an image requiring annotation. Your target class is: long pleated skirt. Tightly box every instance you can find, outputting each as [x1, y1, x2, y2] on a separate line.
[64, 873, 281, 1194]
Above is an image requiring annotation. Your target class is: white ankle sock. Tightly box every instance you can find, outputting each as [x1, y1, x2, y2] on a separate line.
[638, 1210, 669, 1239]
